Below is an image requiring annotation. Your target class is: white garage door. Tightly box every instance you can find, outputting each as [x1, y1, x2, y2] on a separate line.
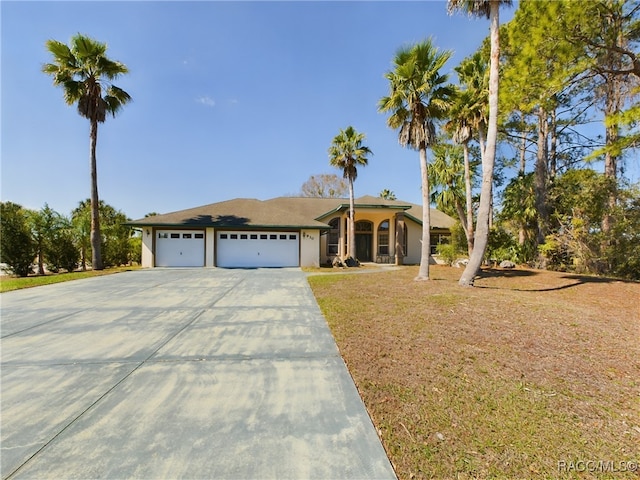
[217, 231, 299, 268]
[156, 230, 205, 267]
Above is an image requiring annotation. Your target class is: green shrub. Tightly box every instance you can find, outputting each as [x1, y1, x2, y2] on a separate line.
[0, 202, 35, 276]
[436, 243, 458, 266]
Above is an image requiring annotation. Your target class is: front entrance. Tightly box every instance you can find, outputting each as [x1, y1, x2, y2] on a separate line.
[355, 221, 373, 262]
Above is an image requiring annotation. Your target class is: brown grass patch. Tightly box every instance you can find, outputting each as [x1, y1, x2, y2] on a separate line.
[308, 265, 640, 479]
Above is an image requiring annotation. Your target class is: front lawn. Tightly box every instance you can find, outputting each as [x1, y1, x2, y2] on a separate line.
[308, 265, 639, 479]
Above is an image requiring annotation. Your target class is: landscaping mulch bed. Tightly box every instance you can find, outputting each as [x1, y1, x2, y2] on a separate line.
[308, 265, 639, 479]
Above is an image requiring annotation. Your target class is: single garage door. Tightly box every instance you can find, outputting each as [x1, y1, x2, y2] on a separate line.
[156, 230, 205, 267]
[217, 231, 299, 268]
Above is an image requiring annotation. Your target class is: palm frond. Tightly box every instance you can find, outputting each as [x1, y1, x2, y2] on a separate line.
[44, 40, 75, 67]
[72, 34, 107, 62]
[104, 86, 133, 116]
[447, 0, 513, 18]
[97, 57, 129, 80]
[62, 80, 85, 105]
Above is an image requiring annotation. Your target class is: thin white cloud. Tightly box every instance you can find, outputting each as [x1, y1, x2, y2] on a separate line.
[196, 96, 215, 107]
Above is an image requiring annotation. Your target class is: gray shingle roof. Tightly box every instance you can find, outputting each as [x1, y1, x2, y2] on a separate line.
[127, 196, 455, 230]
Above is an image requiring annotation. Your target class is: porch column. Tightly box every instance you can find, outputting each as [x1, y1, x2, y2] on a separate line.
[340, 215, 348, 259]
[395, 212, 405, 266]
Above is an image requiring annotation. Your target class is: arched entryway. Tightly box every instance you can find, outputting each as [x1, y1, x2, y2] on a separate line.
[355, 220, 373, 261]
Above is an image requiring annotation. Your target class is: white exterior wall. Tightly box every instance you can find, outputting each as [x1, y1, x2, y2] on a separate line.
[300, 229, 320, 267]
[141, 228, 154, 268]
[206, 227, 215, 267]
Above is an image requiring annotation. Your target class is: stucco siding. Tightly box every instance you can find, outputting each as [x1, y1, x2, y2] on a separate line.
[300, 229, 320, 267]
[404, 221, 423, 265]
[206, 228, 215, 267]
[141, 228, 153, 268]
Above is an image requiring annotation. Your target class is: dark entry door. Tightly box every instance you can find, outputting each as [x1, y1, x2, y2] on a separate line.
[355, 220, 373, 261]
[355, 234, 372, 261]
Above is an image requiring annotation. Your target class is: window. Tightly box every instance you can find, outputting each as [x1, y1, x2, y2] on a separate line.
[280, 234, 287, 240]
[220, 234, 228, 239]
[240, 234, 248, 239]
[289, 234, 297, 240]
[183, 233, 192, 239]
[158, 233, 168, 239]
[260, 234, 268, 240]
[356, 221, 373, 232]
[403, 224, 408, 257]
[327, 218, 340, 255]
[270, 234, 277, 240]
[170, 233, 180, 239]
[377, 220, 389, 255]
[430, 233, 450, 255]
[195, 233, 204, 239]
[230, 234, 238, 239]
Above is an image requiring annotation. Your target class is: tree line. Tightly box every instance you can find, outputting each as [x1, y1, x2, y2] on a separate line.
[434, 0, 640, 280]
[0, 200, 140, 276]
[323, 0, 639, 281]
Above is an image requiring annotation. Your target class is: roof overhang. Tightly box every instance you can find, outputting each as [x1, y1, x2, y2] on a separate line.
[315, 202, 412, 221]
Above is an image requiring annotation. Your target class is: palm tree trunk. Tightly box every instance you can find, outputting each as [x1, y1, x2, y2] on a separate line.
[348, 179, 356, 260]
[416, 145, 431, 281]
[90, 119, 103, 270]
[81, 245, 87, 271]
[459, 0, 499, 287]
[37, 244, 45, 275]
[463, 142, 474, 257]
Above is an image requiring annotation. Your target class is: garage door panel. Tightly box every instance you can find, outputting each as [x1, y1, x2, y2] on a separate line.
[156, 230, 205, 267]
[217, 232, 299, 268]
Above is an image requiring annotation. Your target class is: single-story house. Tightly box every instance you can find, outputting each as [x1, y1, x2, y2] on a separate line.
[127, 195, 456, 268]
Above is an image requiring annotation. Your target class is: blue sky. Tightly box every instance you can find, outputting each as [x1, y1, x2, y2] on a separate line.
[3, 1, 625, 221]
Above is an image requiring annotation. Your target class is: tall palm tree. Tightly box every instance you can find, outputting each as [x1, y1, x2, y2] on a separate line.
[328, 126, 372, 260]
[447, 0, 512, 286]
[379, 39, 454, 281]
[445, 51, 489, 256]
[43, 34, 131, 270]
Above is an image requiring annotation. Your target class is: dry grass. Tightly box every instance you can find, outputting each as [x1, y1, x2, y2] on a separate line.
[308, 265, 640, 479]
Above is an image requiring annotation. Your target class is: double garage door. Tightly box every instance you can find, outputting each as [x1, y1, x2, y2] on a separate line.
[155, 229, 299, 268]
[217, 231, 299, 268]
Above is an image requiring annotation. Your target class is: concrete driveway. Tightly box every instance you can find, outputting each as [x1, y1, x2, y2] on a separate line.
[1, 268, 396, 479]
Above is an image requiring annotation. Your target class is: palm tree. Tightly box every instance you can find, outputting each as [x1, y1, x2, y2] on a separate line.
[429, 141, 467, 230]
[379, 189, 397, 200]
[447, 0, 512, 287]
[379, 39, 455, 281]
[445, 51, 489, 256]
[43, 34, 131, 270]
[328, 126, 373, 261]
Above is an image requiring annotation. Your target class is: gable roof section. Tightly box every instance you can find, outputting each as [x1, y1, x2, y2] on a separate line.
[404, 204, 456, 230]
[127, 196, 456, 230]
[127, 198, 330, 229]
